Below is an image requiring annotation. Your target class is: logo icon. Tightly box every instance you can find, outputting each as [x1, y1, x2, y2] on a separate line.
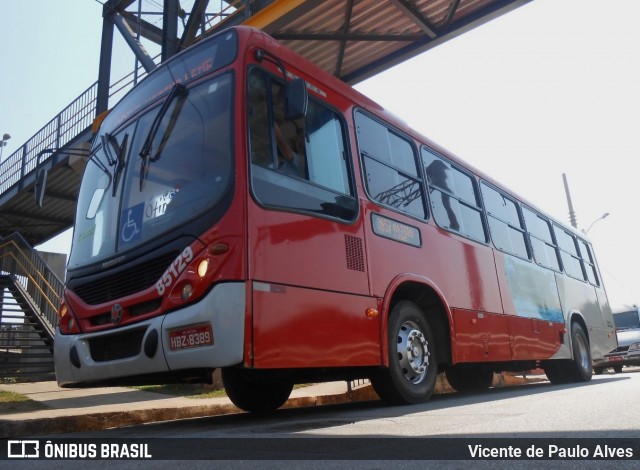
[111, 304, 123, 325]
[7, 440, 39, 458]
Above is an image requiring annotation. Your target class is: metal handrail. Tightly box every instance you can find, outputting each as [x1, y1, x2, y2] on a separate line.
[0, 82, 98, 196]
[0, 233, 64, 337]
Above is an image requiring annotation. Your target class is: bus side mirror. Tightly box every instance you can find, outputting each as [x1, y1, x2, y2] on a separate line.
[35, 168, 48, 208]
[285, 78, 308, 121]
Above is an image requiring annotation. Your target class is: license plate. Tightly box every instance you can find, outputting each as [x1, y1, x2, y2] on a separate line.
[607, 355, 623, 362]
[169, 324, 213, 351]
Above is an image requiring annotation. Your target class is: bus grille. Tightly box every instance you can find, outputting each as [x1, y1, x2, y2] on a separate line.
[89, 327, 146, 362]
[73, 252, 179, 305]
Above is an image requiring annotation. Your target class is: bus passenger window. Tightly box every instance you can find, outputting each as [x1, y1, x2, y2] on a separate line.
[425, 159, 459, 231]
[356, 112, 425, 219]
[578, 239, 600, 286]
[481, 184, 528, 259]
[555, 227, 586, 280]
[523, 207, 561, 271]
[422, 149, 485, 242]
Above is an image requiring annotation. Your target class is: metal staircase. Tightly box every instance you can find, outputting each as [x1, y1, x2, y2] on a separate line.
[0, 233, 63, 382]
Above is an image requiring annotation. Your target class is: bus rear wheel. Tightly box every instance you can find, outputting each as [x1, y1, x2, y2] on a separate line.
[445, 364, 494, 392]
[221, 368, 293, 412]
[371, 300, 438, 405]
[543, 322, 592, 384]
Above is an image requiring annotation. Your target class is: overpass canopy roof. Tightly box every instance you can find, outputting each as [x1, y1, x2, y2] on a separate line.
[240, 0, 531, 83]
[116, 0, 532, 84]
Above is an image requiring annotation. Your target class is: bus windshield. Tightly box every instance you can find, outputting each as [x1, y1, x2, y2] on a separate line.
[69, 72, 234, 268]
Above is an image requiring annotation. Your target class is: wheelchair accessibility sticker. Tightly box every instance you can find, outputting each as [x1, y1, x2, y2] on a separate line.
[120, 203, 144, 244]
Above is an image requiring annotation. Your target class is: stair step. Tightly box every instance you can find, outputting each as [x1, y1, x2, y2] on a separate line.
[0, 364, 54, 369]
[0, 358, 54, 363]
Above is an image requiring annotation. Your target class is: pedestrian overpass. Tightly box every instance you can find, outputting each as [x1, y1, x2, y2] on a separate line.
[0, 0, 532, 379]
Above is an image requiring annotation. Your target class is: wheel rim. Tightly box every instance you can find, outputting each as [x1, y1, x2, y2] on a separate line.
[396, 320, 430, 385]
[575, 330, 590, 371]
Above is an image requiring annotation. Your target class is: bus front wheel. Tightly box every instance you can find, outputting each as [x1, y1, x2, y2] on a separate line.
[221, 368, 293, 412]
[371, 300, 438, 405]
[543, 322, 592, 384]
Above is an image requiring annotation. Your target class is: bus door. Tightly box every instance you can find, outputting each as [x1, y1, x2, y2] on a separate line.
[246, 68, 378, 369]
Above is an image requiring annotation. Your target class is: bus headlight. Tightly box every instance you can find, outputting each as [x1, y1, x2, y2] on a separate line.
[197, 259, 209, 278]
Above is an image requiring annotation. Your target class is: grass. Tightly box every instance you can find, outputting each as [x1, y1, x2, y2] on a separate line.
[131, 383, 228, 399]
[0, 390, 49, 414]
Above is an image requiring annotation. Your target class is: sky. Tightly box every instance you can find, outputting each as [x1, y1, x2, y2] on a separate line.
[1, 0, 639, 308]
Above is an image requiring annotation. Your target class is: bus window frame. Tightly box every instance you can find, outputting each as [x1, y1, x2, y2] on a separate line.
[354, 108, 427, 223]
[246, 65, 359, 224]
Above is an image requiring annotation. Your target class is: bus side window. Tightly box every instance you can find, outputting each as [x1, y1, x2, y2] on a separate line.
[523, 206, 561, 271]
[578, 238, 600, 286]
[422, 149, 485, 242]
[554, 227, 587, 281]
[356, 111, 426, 219]
[248, 69, 307, 179]
[305, 103, 350, 194]
[248, 70, 273, 168]
[481, 183, 528, 259]
[248, 68, 357, 221]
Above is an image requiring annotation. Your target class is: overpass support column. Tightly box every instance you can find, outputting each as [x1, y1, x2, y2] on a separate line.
[162, 0, 180, 62]
[97, 7, 114, 117]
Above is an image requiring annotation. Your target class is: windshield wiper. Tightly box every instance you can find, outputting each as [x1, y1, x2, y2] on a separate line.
[139, 82, 188, 191]
[102, 132, 129, 196]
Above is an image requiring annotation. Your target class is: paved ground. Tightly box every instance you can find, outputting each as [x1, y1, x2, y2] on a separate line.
[0, 380, 378, 437]
[0, 373, 542, 437]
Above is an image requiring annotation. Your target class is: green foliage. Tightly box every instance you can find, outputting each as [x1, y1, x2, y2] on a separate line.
[131, 384, 227, 399]
[0, 391, 48, 414]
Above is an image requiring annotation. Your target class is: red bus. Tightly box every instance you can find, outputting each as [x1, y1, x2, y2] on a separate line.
[53, 26, 617, 411]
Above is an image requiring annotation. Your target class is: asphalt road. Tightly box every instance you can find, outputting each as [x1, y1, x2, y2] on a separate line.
[10, 369, 640, 468]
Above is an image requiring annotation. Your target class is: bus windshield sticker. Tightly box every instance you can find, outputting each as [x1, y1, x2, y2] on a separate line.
[371, 213, 421, 248]
[120, 202, 144, 245]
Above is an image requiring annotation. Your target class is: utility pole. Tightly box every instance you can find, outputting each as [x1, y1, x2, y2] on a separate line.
[562, 173, 578, 229]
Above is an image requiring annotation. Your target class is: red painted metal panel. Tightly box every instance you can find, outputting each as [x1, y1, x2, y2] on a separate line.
[451, 308, 511, 363]
[252, 283, 381, 368]
[509, 317, 564, 360]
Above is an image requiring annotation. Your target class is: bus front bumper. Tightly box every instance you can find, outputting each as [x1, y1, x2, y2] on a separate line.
[54, 282, 246, 386]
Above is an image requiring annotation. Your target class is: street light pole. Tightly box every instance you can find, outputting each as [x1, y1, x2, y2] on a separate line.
[585, 212, 610, 234]
[0, 133, 11, 160]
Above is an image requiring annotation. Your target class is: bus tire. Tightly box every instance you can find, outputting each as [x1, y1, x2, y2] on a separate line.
[221, 368, 293, 412]
[371, 300, 437, 405]
[445, 364, 494, 392]
[543, 322, 592, 384]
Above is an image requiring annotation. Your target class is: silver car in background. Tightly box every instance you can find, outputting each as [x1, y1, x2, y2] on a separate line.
[596, 306, 640, 374]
